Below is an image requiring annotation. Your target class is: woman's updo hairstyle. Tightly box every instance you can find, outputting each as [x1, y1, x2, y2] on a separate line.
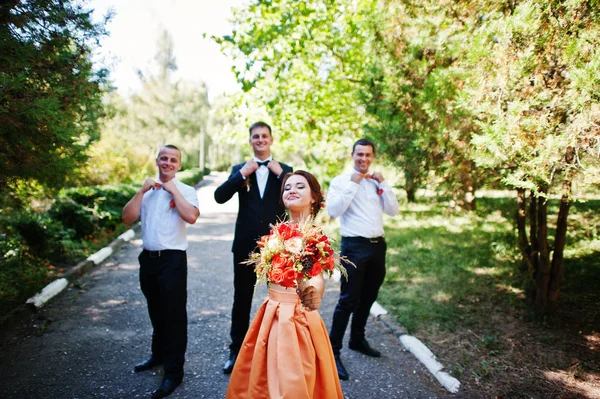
[280, 170, 324, 218]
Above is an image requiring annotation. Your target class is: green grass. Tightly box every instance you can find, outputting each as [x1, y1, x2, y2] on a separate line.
[374, 196, 600, 334]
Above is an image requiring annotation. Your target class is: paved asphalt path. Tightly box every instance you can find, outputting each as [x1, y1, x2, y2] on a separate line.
[0, 173, 450, 399]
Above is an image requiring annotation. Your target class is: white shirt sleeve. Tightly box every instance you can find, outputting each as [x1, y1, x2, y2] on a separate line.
[178, 181, 200, 208]
[379, 180, 399, 216]
[326, 175, 360, 219]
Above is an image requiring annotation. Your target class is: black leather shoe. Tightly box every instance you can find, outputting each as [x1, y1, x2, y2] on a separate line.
[151, 377, 182, 398]
[133, 357, 162, 372]
[334, 354, 349, 380]
[349, 338, 381, 357]
[223, 351, 237, 374]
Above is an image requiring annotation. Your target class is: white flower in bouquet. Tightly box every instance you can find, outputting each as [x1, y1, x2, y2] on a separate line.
[284, 236, 303, 254]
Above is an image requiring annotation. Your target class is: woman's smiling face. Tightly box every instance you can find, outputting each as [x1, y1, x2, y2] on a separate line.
[282, 174, 314, 213]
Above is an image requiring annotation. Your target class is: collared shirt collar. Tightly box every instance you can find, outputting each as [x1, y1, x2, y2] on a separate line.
[156, 176, 178, 185]
[253, 155, 273, 164]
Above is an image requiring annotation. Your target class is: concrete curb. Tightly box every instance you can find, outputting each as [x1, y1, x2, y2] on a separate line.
[371, 302, 460, 394]
[26, 223, 141, 310]
[61, 223, 141, 284]
[0, 223, 141, 328]
[400, 335, 461, 394]
[25, 278, 69, 308]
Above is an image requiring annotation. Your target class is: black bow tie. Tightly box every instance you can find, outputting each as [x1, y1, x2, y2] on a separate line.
[257, 160, 270, 167]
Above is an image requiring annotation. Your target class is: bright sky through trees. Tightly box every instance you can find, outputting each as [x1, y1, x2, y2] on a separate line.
[88, 0, 245, 100]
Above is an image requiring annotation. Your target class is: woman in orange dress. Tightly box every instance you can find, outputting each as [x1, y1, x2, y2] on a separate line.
[226, 170, 344, 399]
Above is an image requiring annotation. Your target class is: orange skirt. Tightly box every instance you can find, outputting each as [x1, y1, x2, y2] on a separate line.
[226, 289, 344, 399]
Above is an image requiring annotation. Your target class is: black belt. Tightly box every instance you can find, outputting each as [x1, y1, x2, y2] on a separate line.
[143, 249, 184, 258]
[342, 236, 385, 244]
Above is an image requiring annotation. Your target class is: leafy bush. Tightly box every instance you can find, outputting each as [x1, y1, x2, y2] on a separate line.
[10, 212, 73, 261]
[48, 198, 98, 239]
[51, 184, 138, 235]
[80, 133, 156, 186]
[0, 177, 207, 316]
[0, 183, 138, 316]
[177, 168, 205, 186]
[0, 235, 56, 315]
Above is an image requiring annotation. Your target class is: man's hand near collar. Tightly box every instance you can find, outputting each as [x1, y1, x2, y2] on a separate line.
[350, 171, 385, 185]
[370, 172, 385, 183]
[240, 160, 259, 178]
[267, 159, 284, 178]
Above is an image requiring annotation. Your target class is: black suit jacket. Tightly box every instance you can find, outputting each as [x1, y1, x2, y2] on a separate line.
[214, 162, 293, 257]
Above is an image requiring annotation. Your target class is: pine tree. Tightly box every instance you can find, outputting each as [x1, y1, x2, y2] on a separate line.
[0, 0, 110, 189]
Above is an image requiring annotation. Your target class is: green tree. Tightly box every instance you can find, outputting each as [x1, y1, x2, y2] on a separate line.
[217, 0, 484, 203]
[129, 29, 209, 167]
[215, 0, 375, 182]
[206, 94, 247, 171]
[217, 0, 600, 316]
[82, 29, 211, 185]
[0, 0, 110, 189]
[362, 0, 487, 208]
[80, 94, 156, 185]
[469, 0, 600, 315]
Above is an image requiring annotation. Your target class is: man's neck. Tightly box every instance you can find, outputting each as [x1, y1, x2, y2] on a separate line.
[158, 176, 176, 183]
[254, 152, 272, 162]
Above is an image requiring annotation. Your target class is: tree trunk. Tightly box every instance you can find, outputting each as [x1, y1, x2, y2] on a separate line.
[516, 189, 532, 274]
[463, 183, 476, 211]
[529, 191, 539, 274]
[451, 160, 477, 211]
[523, 191, 539, 303]
[547, 147, 575, 314]
[547, 191, 571, 314]
[535, 189, 551, 317]
[404, 167, 418, 202]
[462, 161, 477, 211]
[199, 128, 205, 170]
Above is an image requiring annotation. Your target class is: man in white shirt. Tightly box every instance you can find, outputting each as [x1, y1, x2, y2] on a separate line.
[214, 121, 293, 374]
[327, 138, 399, 381]
[122, 145, 200, 398]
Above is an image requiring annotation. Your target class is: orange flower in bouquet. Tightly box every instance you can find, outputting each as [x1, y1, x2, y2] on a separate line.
[247, 219, 349, 289]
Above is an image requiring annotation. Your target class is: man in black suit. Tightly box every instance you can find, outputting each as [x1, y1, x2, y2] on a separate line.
[214, 121, 293, 374]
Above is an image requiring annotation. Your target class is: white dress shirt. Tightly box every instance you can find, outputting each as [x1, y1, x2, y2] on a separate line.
[253, 156, 272, 198]
[140, 178, 199, 251]
[326, 171, 399, 238]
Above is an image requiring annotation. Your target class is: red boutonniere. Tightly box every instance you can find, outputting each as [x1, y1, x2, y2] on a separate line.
[243, 178, 251, 192]
[170, 200, 175, 208]
[364, 174, 383, 195]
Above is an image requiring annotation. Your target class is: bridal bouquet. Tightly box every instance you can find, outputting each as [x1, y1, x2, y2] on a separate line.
[247, 220, 348, 288]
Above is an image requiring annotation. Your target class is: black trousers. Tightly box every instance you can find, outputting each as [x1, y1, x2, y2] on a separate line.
[139, 249, 187, 379]
[329, 237, 387, 355]
[229, 252, 257, 353]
